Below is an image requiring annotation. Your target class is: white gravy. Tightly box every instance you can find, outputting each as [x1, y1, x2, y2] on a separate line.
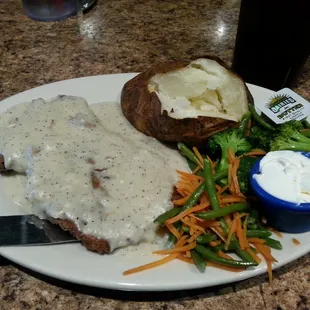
[0, 96, 188, 251]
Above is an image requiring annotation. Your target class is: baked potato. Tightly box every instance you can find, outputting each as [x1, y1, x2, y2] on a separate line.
[121, 56, 253, 147]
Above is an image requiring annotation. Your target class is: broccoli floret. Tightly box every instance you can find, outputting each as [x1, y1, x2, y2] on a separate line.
[249, 125, 275, 152]
[237, 156, 261, 194]
[270, 121, 310, 152]
[207, 128, 252, 173]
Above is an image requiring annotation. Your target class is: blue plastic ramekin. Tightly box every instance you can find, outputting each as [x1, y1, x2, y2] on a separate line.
[250, 158, 310, 233]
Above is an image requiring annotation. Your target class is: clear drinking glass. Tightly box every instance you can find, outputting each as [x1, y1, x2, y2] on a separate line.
[22, 0, 96, 22]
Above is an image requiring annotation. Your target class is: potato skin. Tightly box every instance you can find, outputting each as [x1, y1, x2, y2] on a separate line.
[121, 56, 254, 147]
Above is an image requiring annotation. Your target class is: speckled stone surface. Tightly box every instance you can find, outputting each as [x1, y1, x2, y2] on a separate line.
[0, 0, 309, 309]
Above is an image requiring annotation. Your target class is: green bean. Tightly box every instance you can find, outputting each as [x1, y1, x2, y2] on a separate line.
[166, 222, 182, 248]
[263, 237, 283, 250]
[249, 105, 276, 131]
[239, 112, 252, 133]
[177, 143, 201, 166]
[166, 233, 177, 249]
[235, 247, 257, 264]
[247, 216, 257, 225]
[153, 207, 181, 225]
[249, 208, 259, 221]
[203, 158, 229, 233]
[246, 230, 272, 238]
[203, 158, 220, 210]
[187, 159, 204, 177]
[182, 225, 190, 233]
[196, 245, 257, 267]
[250, 246, 257, 254]
[247, 223, 258, 230]
[196, 233, 218, 244]
[213, 169, 228, 182]
[191, 250, 206, 273]
[195, 202, 248, 220]
[210, 242, 238, 252]
[181, 183, 205, 211]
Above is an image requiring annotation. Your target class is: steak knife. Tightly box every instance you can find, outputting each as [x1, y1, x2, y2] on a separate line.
[0, 215, 79, 246]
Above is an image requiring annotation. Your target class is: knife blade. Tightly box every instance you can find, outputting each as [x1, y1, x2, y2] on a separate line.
[0, 215, 79, 246]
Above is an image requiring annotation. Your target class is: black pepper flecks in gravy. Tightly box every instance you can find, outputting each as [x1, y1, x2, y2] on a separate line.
[0, 96, 188, 251]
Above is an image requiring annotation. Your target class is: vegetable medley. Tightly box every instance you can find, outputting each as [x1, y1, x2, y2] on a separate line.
[123, 108, 309, 281]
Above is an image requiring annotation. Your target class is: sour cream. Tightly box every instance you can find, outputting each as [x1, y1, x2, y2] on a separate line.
[0, 96, 188, 251]
[253, 151, 310, 205]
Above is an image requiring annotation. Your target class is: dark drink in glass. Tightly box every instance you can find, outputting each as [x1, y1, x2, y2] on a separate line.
[232, 0, 310, 91]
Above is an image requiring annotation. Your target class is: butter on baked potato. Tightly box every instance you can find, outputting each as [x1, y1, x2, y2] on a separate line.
[121, 56, 253, 146]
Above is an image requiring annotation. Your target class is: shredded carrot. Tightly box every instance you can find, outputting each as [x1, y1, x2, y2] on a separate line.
[254, 244, 277, 262]
[217, 250, 233, 260]
[246, 248, 262, 264]
[220, 196, 246, 204]
[209, 239, 222, 247]
[206, 261, 245, 273]
[188, 213, 204, 222]
[166, 202, 210, 225]
[181, 217, 205, 234]
[244, 149, 267, 156]
[123, 253, 180, 275]
[210, 227, 227, 243]
[216, 226, 226, 236]
[188, 231, 204, 243]
[192, 147, 204, 166]
[225, 218, 237, 249]
[215, 184, 222, 191]
[200, 220, 221, 228]
[199, 194, 207, 204]
[247, 238, 266, 244]
[243, 214, 249, 234]
[178, 181, 196, 192]
[228, 149, 235, 164]
[175, 235, 189, 247]
[218, 185, 229, 195]
[228, 163, 235, 194]
[166, 223, 181, 239]
[176, 170, 203, 180]
[224, 214, 232, 227]
[176, 186, 192, 197]
[235, 214, 248, 250]
[192, 165, 201, 175]
[268, 228, 283, 238]
[172, 196, 189, 206]
[153, 241, 197, 255]
[178, 256, 195, 264]
[186, 250, 191, 258]
[231, 158, 241, 195]
[292, 238, 300, 245]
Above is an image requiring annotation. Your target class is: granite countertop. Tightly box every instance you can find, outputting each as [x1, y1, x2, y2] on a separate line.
[0, 1, 309, 309]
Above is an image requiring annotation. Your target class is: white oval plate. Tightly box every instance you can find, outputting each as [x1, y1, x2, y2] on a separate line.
[0, 73, 309, 291]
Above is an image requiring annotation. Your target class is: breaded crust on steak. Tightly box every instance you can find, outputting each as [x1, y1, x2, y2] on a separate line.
[0, 155, 5, 172]
[50, 219, 110, 254]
